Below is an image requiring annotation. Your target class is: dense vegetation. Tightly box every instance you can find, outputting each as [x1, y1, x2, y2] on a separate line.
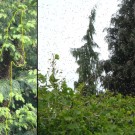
[38, 55, 135, 134]
[0, 1, 37, 135]
[101, 0, 135, 96]
[38, 0, 135, 134]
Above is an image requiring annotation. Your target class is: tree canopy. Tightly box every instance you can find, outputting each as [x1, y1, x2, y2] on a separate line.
[0, 1, 37, 134]
[102, 0, 135, 96]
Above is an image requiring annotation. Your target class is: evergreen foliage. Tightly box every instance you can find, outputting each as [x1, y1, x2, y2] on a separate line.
[71, 8, 100, 96]
[101, 0, 135, 96]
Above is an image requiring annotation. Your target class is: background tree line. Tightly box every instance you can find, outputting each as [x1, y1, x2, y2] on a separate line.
[71, 0, 135, 96]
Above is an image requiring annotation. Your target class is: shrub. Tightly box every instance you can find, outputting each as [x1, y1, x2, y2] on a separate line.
[38, 55, 135, 135]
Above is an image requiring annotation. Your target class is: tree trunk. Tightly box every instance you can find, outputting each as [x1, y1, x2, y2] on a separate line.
[0, 50, 11, 79]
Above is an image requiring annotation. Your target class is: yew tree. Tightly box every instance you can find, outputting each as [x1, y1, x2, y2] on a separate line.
[102, 0, 135, 96]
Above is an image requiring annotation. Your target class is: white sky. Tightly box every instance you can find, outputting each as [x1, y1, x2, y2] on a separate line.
[38, 0, 120, 88]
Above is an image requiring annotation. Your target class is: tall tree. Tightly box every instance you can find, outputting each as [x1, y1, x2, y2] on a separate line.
[0, 1, 37, 134]
[102, 0, 135, 96]
[71, 8, 100, 96]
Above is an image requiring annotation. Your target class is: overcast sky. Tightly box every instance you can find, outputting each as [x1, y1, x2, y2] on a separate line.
[38, 0, 120, 88]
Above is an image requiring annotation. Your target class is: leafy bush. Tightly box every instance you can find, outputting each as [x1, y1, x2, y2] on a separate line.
[38, 55, 135, 135]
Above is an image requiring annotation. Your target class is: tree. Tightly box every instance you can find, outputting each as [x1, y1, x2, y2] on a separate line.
[102, 0, 135, 96]
[0, 1, 37, 134]
[0, 0, 37, 79]
[71, 8, 100, 96]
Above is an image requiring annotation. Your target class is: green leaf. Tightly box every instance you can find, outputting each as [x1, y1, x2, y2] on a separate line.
[67, 123, 79, 129]
[64, 116, 73, 121]
[0, 13, 7, 19]
[0, 93, 4, 103]
[55, 54, 59, 60]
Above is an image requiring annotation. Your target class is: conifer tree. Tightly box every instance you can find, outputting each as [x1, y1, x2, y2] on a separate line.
[102, 0, 135, 96]
[71, 8, 100, 96]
